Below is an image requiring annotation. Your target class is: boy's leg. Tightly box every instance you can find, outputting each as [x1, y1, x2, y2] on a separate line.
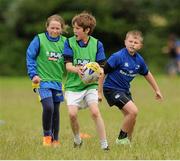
[68, 105, 82, 145]
[89, 102, 109, 149]
[65, 91, 86, 146]
[89, 103, 106, 139]
[120, 101, 138, 140]
[103, 88, 136, 145]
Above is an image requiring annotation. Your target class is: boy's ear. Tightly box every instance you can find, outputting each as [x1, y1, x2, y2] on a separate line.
[85, 28, 90, 34]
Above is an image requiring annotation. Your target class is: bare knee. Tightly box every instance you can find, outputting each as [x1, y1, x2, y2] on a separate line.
[91, 110, 100, 120]
[129, 108, 138, 118]
[69, 112, 77, 122]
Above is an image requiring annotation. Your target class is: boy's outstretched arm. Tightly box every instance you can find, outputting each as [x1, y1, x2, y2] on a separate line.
[144, 71, 163, 100]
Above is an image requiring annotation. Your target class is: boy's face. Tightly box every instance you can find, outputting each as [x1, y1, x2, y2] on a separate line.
[47, 20, 62, 38]
[73, 22, 89, 41]
[125, 35, 143, 55]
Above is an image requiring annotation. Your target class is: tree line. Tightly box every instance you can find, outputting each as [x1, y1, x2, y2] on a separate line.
[0, 0, 179, 76]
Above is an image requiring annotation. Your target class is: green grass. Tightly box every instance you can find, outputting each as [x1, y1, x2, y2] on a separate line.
[0, 76, 179, 159]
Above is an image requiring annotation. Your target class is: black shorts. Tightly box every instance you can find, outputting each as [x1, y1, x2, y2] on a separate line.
[103, 88, 132, 110]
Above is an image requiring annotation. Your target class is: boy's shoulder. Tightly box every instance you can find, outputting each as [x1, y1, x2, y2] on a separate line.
[61, 35, 67, 38]
[60, 35, 67, 41]
[68, 36, 98, 41]
[89, 36, 99, 44]
[68, 36, 99, 46]
[68, 36, 75, 40]
[89, 36, 98, 40]
[67, 36, 77, 44]
[133, 50, 144, 59]
[113, 48, 127, 56]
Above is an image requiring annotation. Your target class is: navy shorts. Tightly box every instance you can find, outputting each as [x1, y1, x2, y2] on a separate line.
[103, 88, 132, 110]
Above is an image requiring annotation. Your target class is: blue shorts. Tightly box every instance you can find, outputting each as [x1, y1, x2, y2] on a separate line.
[103, 88, 132, 110]
[38, 88, 64, 103]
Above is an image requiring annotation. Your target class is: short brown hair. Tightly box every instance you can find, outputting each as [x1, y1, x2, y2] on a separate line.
[72, 11, 96, 35]
[46, 14, 68, 33]
[126, 30, 143, 43]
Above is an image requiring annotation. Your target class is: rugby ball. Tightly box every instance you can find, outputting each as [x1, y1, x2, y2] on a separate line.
[81, 62, 101, 84]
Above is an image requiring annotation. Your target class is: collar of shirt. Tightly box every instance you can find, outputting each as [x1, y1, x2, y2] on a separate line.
[77, 37, 90, 47]
[45, 32, 60, 42]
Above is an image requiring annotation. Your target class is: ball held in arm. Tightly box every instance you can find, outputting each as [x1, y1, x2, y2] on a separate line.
[81, 62, 101, 84]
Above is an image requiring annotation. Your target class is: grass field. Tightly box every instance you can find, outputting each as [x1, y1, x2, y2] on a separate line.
[0, 76, 179, 160]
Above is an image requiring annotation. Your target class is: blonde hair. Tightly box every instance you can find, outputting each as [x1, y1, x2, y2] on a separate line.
[126, 30, 143, 43]
[72, 11, 96, 35]
[46, 14, 68, 33]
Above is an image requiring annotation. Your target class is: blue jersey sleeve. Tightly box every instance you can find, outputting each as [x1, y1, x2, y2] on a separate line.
[96, 41, 106, 62]
[26, 36, 40, 80]
[107, 52, 121, 69]
[138, 56, 149, 75]
[63, 39, 73, 57]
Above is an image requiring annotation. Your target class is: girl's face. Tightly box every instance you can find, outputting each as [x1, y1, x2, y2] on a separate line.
[125, 35, 143, 55]
[73, 22, 89, 43]
[47, 20, 62, 38]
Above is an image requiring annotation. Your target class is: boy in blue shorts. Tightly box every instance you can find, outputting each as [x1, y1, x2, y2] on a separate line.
[102, 30, 163, 145]
[63, 11, 109, 150]
[26, 14, 67, 146]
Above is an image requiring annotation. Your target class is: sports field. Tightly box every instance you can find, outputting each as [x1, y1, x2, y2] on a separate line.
[0, 76, 179, 160]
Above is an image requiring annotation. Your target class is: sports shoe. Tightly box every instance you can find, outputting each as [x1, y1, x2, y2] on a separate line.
[102, 146, 110, 151]
[43, 136, 52, 146]
[116, 137, 131, 146]
[74, 140, 83, 148]
[52, 140, 60, 147]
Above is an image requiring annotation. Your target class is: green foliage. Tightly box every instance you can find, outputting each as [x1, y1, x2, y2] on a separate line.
[0, 0, 180, 75]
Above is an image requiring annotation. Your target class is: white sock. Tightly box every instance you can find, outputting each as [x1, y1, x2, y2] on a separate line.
[100, 139, 108, 149]
[74, 134, 81, 145]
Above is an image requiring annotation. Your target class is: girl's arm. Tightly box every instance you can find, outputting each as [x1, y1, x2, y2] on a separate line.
[26, 36, 41, 83]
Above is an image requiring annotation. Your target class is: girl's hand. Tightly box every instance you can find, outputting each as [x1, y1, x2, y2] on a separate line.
[32, 75, 41, 84]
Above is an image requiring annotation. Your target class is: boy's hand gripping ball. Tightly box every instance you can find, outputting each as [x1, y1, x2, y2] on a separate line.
[81, 62, 101, 84]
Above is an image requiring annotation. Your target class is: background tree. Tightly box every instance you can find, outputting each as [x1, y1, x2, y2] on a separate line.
[0, 0, 179, 76]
